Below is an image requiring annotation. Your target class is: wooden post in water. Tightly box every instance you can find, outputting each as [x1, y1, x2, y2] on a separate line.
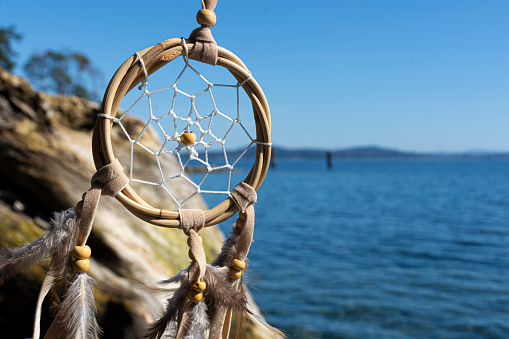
[271, 147, 277, 169]
[326, 151, 333, 169]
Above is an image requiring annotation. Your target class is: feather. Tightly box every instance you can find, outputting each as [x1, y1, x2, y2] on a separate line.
[204, 266, 247, 313]
[183, 301, 209, 339]
[0, 209, 78, 283]
[52, 211, 80, 290]
[207, 231, 248, 338]
[211, 226, 241, 267]
[52, 272, 101, 339]
[234, 309, 245, 339]
[31, 210, 80, 339]
[160, 270, 187, 285]
[47, 211, 80, 302]
[246, 311, 287, 338]
[144, 271, 190, 339]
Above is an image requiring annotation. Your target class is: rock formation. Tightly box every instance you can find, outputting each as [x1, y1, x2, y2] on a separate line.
[0, 67, 273, 338]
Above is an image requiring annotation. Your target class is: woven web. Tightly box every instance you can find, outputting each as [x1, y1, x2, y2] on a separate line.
[100, 45, 267, 210]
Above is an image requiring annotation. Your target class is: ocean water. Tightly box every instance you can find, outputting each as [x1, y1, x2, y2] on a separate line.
[197, 159, 509, 339]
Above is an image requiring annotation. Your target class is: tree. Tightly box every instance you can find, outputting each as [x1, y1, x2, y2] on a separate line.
[23, 50, 101, 101]
[0, 25, 23, 71]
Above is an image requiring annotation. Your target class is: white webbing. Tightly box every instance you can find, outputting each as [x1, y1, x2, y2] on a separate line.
[98, 43, 270, 209]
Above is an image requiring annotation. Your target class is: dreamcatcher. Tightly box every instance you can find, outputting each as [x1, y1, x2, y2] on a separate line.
[0, 1, 279, 338]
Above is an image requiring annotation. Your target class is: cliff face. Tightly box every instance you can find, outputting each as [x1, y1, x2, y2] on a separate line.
[0, 67, 270, 338]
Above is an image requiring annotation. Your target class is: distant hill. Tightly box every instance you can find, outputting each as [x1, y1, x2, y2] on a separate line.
[332, 146, 419, 158]
[206, 145, 509, 161]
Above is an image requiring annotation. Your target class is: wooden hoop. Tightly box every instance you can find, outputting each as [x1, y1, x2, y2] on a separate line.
[92, 38, 271, 228]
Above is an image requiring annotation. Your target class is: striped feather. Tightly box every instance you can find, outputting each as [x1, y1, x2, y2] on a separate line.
[52, 273, 101, 339]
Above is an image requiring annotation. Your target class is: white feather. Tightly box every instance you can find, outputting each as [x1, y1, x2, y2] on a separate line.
[52, 272, 101, 339]
[184, 301, 209, 339]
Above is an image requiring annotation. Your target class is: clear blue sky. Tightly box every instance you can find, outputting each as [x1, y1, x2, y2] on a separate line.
[2, 0, 509, 152]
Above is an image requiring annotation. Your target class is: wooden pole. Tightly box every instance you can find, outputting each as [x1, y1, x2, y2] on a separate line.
[270, 147, 277, 168]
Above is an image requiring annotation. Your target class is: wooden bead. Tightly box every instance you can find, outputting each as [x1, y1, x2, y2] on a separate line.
[239, 212, 248, 221]
[180, 132, 196, 145]
[192, 281, 207, 292]
[196, 9, 216, 27]
[230, 269, 242, 280]
[72, 259, 90, 273]
[75, 200, 84, 215]
[72, 245, 91, 260]
[188, 290, 203, 303]
[236, 219, 246, 230]
[231, 259, 246, 271]
[187, 235, 203, 247]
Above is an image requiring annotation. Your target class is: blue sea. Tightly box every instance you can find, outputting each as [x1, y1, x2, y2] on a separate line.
[197, 159, 509, 339]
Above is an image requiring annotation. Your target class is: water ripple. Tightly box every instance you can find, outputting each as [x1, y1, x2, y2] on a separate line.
[204, 159, 509, 338]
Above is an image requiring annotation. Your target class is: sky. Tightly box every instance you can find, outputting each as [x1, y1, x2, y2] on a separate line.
[1, 0, 509, 152]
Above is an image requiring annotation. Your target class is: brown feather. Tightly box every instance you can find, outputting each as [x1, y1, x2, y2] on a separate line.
[211, 226, 241, 267]
[204, 266, 247, 313]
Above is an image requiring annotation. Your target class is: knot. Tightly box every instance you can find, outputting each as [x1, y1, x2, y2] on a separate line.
[188, 27, 217, 65]
[180, 209, 207, 283]
[91, 159, 129, 196]
[230, 182, 257, 213]
[180, 209, 205, 236]
[76, 160, 127, 247]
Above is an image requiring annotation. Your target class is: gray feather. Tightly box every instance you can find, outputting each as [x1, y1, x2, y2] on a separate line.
[207, 224, 247, 323]
[204, 266, 247, 314]
[211, 225, 241, 267]
[160, 270, 187, 285]
[52, 272, 101, 339]
[183, 301, 209, 339]
[143, 271, 190, 339]
[0, 209, 78, 283]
